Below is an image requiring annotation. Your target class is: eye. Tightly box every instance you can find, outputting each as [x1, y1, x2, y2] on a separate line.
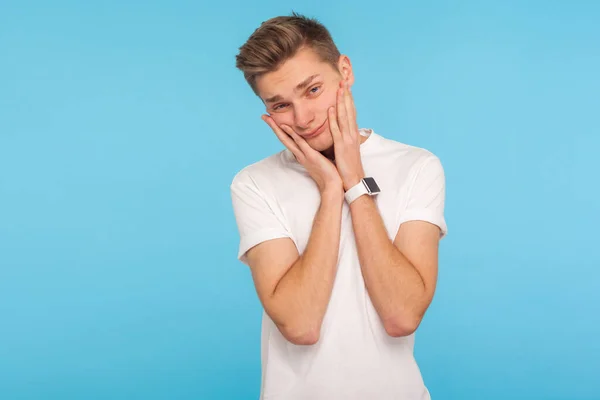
[309, 85, 321, 94]
[273, 103, 289, 111]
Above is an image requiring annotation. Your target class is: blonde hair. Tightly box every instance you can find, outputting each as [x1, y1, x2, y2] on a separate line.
[235, 12, 341, 95]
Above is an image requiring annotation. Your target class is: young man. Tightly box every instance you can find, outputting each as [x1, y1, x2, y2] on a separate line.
[230, 13, 447, 400]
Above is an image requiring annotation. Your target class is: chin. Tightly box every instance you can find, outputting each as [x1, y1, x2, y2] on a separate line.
[309, 132, 334, 152]
[312, 140, 334, 154]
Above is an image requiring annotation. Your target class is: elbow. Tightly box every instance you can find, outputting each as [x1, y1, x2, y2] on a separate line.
[280, 323, 321, 346]
[383, 314, 422, 338]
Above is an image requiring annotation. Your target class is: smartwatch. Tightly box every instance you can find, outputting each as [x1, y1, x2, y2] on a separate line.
[344, 177, 381, 204]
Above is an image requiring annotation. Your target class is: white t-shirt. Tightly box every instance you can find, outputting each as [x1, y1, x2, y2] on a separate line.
[230, 129, 447, 400]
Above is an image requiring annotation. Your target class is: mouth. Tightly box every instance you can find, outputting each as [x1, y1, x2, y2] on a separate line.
[301, 119, 328, 139]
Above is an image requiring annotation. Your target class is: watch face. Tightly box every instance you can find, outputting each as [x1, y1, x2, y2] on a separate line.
[363, 177, 380, 194]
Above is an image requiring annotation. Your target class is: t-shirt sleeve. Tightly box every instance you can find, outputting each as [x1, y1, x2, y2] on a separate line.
[230, 170, 295, 266]
[397, 155, 448, 238]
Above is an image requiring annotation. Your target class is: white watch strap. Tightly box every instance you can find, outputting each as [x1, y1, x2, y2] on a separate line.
[345, 180, 369, 204]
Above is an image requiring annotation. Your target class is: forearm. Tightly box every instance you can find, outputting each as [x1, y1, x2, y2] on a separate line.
[271, 188, 344, 344]
[350, 195, 428, 336]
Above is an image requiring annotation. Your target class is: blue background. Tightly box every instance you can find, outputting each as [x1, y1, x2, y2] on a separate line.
[1, 1, 599, 399]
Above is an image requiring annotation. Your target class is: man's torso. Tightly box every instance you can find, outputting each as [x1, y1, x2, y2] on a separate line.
[237, 130, 436, 400]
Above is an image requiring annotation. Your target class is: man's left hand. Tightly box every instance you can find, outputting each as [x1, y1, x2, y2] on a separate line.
[328, 79, 366, 191]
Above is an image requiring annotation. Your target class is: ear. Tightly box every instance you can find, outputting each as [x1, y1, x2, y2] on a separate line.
[337, 54, 355, 87]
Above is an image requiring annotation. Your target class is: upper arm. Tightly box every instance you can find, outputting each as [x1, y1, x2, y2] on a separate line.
[245, 238, 299, 307]
[393, 154, 447, 304]
[393, 221, 440, 304]
[230, 170, 299, 312]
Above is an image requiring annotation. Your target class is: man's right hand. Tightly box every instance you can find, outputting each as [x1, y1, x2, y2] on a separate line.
[262, 115, 343, 195]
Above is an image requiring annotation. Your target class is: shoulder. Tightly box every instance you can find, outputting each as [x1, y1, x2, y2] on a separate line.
[370, 131, 443, 174]
[230, 150, 290, 188]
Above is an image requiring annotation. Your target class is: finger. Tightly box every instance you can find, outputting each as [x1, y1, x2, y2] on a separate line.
[336, 84, 350, 138]
[328, 106, 342, 143]
[344, 81, 359, 137]
[262, 115, 303, 159]
[280, 124, 313, 156]
[348, 82, 356, 110]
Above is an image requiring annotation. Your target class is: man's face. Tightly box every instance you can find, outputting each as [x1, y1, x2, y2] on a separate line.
[255, 47, 354, 153]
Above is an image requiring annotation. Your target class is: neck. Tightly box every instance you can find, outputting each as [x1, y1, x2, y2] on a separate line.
[320, 133, 369, 162]
[321, 146, 335, 162]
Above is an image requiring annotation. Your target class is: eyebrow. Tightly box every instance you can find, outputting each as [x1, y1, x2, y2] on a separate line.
[264, 74, 320, 104]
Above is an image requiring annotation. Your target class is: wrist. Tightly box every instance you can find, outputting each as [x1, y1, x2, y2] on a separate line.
[320, 183, 344, 202]
[343, 175, 365, 192]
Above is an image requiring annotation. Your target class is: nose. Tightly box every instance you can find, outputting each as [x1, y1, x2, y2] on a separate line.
[293, 103, 315, 129]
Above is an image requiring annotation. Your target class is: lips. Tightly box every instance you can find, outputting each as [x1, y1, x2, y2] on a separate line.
[301, 119, 328, 138]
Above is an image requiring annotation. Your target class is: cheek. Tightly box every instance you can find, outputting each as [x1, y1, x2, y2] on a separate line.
[270, 113, 293, 127]
[319, 91, 337, 114]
